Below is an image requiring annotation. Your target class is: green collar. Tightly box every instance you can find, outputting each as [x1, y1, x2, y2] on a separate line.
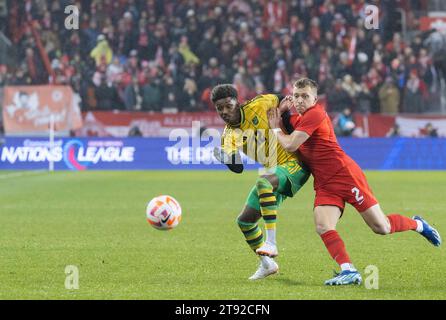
[230, 106, 245, 128]
[239, 107, 245, 126]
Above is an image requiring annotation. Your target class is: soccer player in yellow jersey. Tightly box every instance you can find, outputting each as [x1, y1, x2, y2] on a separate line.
[211, 84, 310, 280]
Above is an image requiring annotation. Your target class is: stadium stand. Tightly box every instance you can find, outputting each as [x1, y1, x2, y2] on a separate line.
[0, 0, 445, 117]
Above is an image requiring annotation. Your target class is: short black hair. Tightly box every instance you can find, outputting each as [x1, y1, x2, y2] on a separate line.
[211, 84, 238, 103]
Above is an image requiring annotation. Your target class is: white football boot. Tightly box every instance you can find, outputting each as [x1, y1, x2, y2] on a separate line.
[248, 256, 279, 280]
[255, 242, 278, 257]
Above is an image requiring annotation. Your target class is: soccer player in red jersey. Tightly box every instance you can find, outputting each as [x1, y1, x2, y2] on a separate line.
[268, 78, 442, 286]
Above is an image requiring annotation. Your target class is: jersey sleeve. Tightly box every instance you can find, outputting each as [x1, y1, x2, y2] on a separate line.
[242, 94, 280, 120]
[293, 106, 326, 136]
[221, 126, 245, 155]
[262, 94, 280, 109]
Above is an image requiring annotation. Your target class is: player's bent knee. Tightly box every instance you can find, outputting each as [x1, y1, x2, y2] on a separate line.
[256, 175, 277, 191]
[315, 224, 332, 235]
[371, 223, 391, 235]
[256, 176, 270, 188]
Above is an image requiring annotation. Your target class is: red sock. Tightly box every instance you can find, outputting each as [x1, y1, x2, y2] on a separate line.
[387, 214, 417, 233]
[320, 230, 351, 266]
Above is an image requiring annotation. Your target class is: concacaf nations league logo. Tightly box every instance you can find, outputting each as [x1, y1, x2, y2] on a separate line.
[63, 140, 89, 171]
[62, 139, 136, 171]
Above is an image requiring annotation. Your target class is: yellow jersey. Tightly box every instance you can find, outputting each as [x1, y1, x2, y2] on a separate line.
[221, 94, 298, 168]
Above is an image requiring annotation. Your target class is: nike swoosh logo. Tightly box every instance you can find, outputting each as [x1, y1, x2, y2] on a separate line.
[161, 214, 171, 224]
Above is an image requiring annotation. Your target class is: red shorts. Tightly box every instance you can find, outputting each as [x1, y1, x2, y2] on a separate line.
[314, 162, 378, 213]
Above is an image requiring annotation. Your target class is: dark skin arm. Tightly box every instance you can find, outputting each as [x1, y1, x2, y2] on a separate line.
[213, 148, 244, 174]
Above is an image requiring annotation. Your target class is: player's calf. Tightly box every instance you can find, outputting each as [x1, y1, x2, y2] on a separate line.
[237, 218, 265, 252]
[256, 177, 278, 246]
[369, 221, 391, 235]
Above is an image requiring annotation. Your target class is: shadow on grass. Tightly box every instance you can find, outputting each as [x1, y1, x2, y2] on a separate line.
[270, 277, 305, 286]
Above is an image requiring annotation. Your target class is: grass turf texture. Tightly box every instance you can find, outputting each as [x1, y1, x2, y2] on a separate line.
[0, 170, 445, 300]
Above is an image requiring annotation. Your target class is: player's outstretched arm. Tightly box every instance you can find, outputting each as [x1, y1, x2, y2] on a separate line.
[267, 108, 309, 152]
[213, 147, 244, 174]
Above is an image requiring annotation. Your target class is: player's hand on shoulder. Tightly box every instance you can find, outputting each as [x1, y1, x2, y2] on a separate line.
[278, 95, 293, 114]
[267, 107, 281, 129]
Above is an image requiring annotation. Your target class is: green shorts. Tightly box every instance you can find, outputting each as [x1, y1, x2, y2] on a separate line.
[246, 160, 310, 211]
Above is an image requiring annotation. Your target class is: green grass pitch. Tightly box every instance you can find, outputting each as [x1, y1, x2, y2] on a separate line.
[0, 170, 445, 300]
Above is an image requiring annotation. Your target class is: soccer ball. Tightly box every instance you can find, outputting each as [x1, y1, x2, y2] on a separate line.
[146, 195, 182, 230]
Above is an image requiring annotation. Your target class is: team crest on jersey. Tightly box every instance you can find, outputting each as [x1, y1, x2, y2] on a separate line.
[252, 116, 259, 125]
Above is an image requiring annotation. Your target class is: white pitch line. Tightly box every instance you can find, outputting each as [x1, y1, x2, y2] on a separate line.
[0, 170, 48, 180]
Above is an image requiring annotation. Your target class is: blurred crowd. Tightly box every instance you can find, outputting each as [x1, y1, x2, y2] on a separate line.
[1, 0, 446, 115]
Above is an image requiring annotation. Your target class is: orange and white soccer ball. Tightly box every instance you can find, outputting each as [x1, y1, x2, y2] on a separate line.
[146, 195, 182, 230]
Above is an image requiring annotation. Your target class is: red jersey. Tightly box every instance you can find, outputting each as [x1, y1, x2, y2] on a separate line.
[290, 104, 354, 189]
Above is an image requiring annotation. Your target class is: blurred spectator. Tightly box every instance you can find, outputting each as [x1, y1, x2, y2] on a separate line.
[335, 108, 356, 137]
[125, 49, 140, 75]
[197, 30, 219, 64]
[326, 79, 353, 112]
[341, 75, 362, 103]
[404, 69, 428, 113]
[10, 67, 30, 85]
[25, 47, 46, 84]
[95, 76, 122, 110]
[107, 57, 124, 84]
[356, 82, 373, 114]
[83, 19, 101, 52]
[124, 77, 143, 110]
[424, 30, 446, 83]
[233, 67, 253, 102]
[179, 78, 199, 111]
[379, 77, 400, 114]
[273, 60, 289, 94]
[162, 76, 179, 109]
[422, 123, 438, 138]
[128, 125, 143, 137]
[90, 34, 113, 68]
[0, 65, 7, 86]
[386, 124, 401, 137]
[83, 79, 98, 110]
[264, 0, 288, 29]
[178, 36, 200, 66]
[1, 0, 438, 115]
[142, 79, 162, 112]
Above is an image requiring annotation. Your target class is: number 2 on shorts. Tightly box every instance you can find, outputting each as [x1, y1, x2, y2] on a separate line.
[351, 187, 364, 204]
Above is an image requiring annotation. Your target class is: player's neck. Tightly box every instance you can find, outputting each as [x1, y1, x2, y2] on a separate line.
[228, 108, 242, 127]
[300, 103, 318, 114]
